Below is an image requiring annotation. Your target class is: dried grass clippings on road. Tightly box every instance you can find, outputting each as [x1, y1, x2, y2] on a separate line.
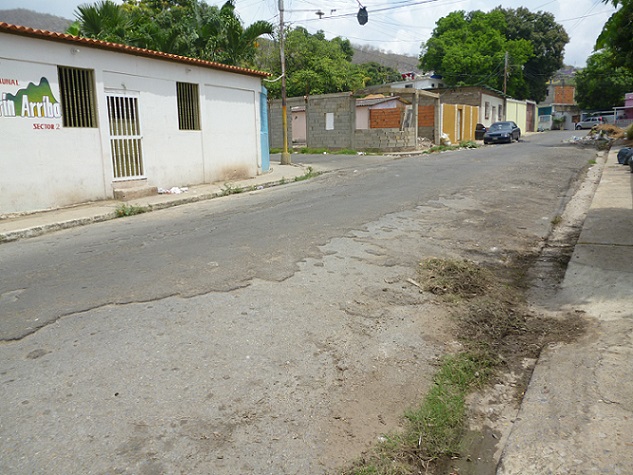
[340, 256, 588, 475]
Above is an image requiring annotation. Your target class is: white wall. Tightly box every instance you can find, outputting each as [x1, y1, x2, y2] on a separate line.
[480, 93, 505, 127]
[506, 99, 527, 131]
[0, 32, 263, 215]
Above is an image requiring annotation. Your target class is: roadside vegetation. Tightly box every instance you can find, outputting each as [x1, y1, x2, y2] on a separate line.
[270, 142, 479, 157]
[341, 256, 586, 475]
[270, 147, 362, 155]
[294, 166, 320, 182]
[114, 203, 148, 217]
[422, 141, 478, 154]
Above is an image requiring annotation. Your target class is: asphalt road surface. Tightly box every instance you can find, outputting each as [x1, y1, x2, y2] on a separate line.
[0, 131, 595, 474]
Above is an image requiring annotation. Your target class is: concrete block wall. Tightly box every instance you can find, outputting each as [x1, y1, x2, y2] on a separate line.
[268, 92, 441, 151]
[354, 128, 416, 151]
[438, 88, 482, 106]
[306, 93, 354, 150]
[268, 97, 305, 149]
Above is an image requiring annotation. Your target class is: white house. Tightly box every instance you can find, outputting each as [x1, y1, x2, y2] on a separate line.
[390, 72, 446, 91]
[0, 22, 269, 216]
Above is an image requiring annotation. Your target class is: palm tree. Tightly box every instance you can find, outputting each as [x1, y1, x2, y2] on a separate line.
[69, 0, 273, 67]
[212, 1, 273, 67]
[73, 0, 131, 43]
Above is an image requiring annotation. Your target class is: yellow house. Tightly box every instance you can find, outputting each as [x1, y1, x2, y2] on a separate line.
[441, 103, 479, 144]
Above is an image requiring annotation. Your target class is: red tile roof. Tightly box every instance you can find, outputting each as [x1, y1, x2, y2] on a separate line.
[0, 22, 270, 79]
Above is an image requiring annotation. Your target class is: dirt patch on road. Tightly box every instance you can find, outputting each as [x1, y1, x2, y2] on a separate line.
[340, 254, 588, 475]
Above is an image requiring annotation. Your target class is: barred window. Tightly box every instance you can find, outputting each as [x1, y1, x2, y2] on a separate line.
[57, 66, 97, 128]
[176, 82, 200, 130]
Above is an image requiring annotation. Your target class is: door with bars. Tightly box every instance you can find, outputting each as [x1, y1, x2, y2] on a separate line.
[107, 93, 144, 179]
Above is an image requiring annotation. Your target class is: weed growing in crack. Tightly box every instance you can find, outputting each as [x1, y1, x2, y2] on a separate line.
[115, 204, 148, 217]
[220, 183, 244, 196]
[294, 166, 319, 182]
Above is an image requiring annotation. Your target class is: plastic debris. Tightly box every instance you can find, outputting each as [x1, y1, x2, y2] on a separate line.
[158, 186, 189, 194]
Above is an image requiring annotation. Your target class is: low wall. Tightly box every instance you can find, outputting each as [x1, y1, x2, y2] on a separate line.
[354, 128, 416, 151]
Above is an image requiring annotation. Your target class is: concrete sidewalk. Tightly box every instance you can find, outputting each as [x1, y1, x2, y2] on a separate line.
[0, 162, 309, 243]
[498, 148, 633, 473]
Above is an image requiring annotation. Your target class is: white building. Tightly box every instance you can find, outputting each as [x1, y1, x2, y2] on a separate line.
[0, 22, 269, 216]
[389, 72, 446, 91]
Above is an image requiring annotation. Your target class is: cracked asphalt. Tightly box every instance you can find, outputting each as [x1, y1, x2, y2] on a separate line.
[0, 132, 596, 474]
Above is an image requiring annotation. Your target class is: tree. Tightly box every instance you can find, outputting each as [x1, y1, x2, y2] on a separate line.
[257, 27, 366, 98]
[359, 62, 402, 87]
[72, 0, 131, 43]
[420, 10, 533, 98]
[420, 8, 568, 101]
[496, 7, 569, 102]
[70, 0, 272, 67]
[575, 50, 633, 110]
[210, 1, 273, 66]
[597, 0, 633, 72]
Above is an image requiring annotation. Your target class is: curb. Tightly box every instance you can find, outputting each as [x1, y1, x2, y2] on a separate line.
[0, 177, 295, 244]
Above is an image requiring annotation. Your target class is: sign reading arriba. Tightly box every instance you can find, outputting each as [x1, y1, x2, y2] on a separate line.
[1, 77, 62, 119]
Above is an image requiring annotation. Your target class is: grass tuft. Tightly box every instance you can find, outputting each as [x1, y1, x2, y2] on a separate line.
[220, 183, 244, 196]
[294, 166, 320, 182]
[114, 203, 148, 217]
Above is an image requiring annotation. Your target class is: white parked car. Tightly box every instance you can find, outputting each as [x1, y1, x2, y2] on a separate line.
[575, 116, 603, 129]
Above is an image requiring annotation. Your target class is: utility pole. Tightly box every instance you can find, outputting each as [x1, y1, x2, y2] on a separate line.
[279, 0, 291, 165]
[503, 51, 509, 95]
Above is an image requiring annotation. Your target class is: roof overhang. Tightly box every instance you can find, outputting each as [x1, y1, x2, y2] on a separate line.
[0, 22, 271, 79]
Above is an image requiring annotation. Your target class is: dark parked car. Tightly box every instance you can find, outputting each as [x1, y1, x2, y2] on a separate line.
[474, 123, 487, 140]
[483, 121, 521, 144]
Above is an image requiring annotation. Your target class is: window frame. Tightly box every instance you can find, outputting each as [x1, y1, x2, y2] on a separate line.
[57, 66, 98, 128]
[176, 81, 201, 131]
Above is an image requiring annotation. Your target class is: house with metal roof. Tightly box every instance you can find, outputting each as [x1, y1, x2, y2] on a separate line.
[0, 22, 270, 216]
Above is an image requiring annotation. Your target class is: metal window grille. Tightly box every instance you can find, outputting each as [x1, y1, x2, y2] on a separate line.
[176, 82, 200, 130]
[57, 66, 97, 128]
[107, 95, 144, 179]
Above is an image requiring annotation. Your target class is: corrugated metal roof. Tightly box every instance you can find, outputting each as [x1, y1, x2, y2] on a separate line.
[0, 22, 271, 79]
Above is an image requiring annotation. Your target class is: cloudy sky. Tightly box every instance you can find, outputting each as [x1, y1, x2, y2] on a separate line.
[1, 0, 617, 67]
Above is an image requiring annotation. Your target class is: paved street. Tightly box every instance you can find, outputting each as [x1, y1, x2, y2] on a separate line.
[0, 132, 596, 474]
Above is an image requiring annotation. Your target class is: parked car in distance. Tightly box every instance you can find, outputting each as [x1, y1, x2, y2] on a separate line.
[483, 121, 521, 144]
[575, 116, 603, 130]
[474, 123, 487, 140]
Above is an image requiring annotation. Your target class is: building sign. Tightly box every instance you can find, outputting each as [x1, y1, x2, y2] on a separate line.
[1, 76, 62, 129]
